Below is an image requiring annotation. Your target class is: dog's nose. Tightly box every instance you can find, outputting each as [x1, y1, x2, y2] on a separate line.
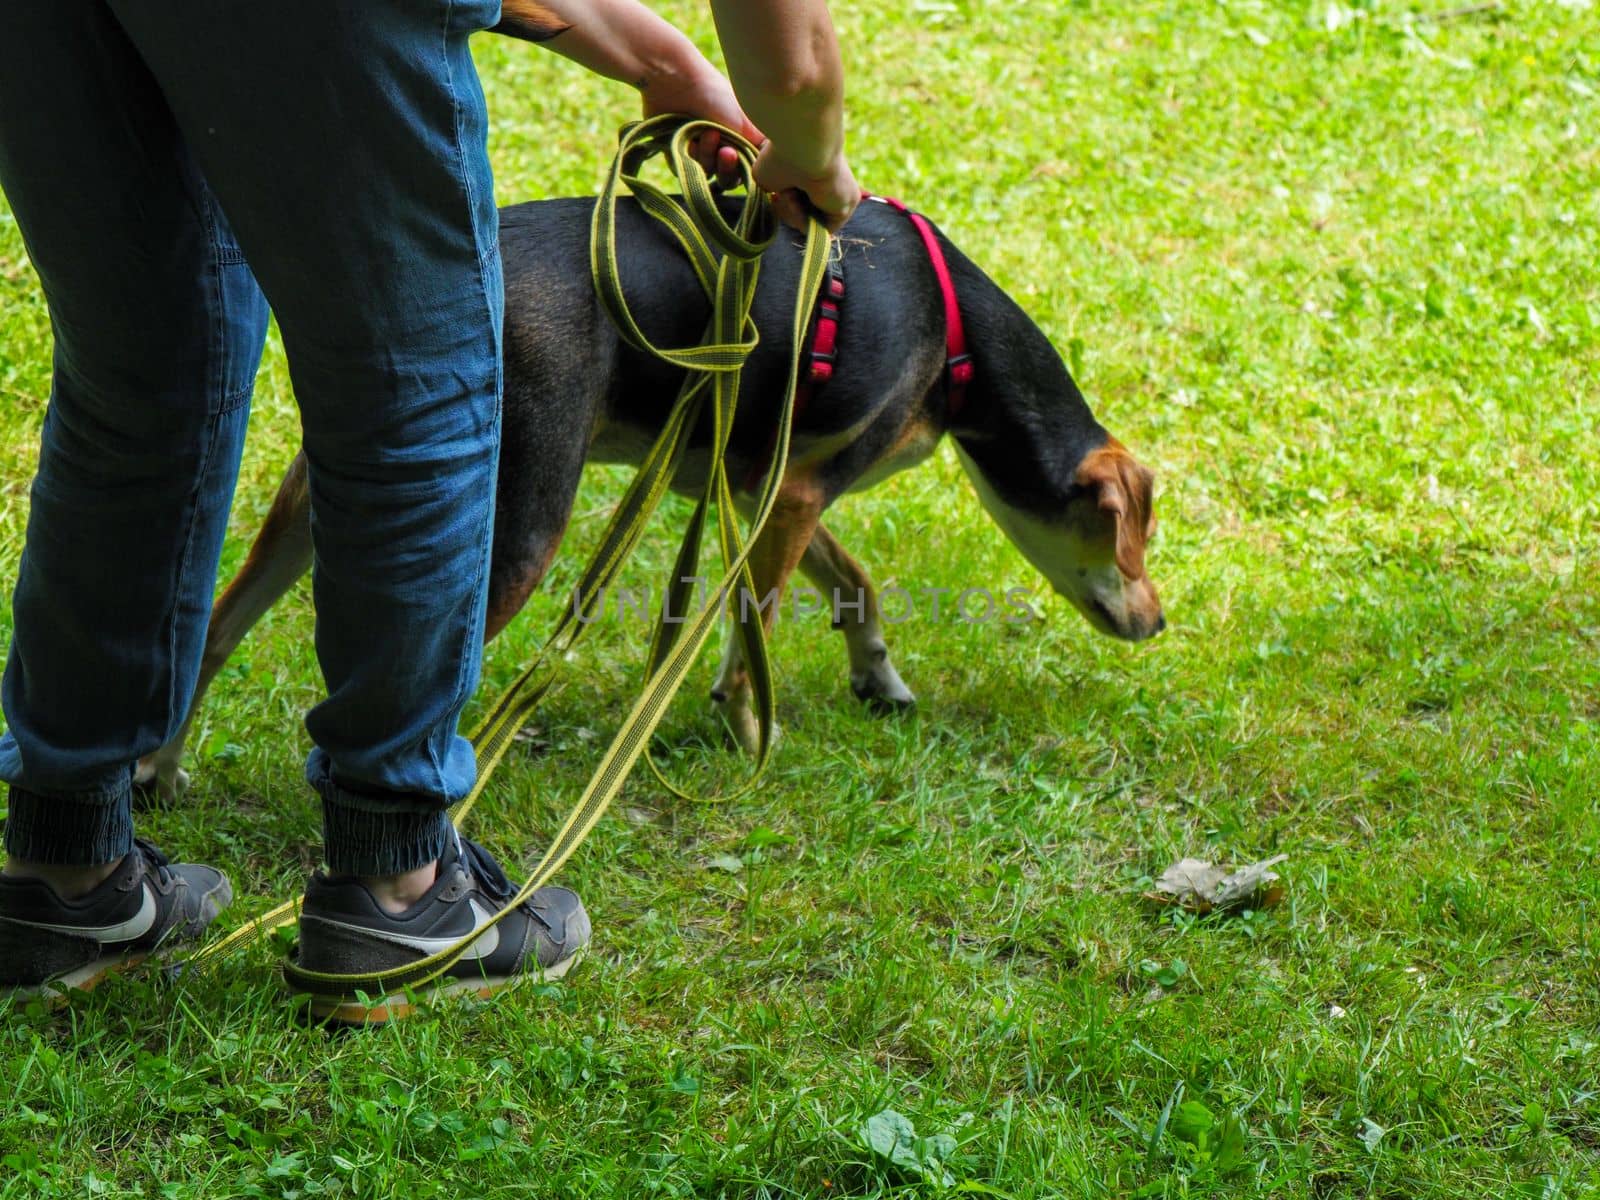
[1155, 612, 1167, 635]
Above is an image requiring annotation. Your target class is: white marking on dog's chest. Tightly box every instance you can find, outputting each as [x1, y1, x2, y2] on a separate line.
[588, 414, 859, 493]
[846, 421, 942, 493]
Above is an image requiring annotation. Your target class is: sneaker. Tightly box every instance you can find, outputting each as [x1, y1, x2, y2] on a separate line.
[0, 839, 232, 996]
[285, 833, 590, 1025]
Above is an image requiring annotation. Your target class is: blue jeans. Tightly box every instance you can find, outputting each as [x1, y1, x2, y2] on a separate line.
[0, 0, 505, 875]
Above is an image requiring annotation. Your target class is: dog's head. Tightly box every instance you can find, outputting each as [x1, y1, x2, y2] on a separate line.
[956, 437, 1165, 642]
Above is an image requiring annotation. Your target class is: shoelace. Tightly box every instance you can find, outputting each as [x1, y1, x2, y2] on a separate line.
[455, 835, 554, 933]
[456, 835, 513, 902]
[132, 837, 174, 887]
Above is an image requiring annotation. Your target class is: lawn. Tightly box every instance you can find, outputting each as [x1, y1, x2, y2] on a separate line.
[2, 1, 1598, 1196]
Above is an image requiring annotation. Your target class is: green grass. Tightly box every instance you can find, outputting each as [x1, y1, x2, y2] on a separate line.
[2, 1, 1599, 1195]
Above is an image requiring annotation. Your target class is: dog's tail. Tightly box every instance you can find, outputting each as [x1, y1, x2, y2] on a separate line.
[493, 0, 572, 43]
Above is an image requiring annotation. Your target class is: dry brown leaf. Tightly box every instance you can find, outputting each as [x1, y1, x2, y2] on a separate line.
[1145, 854, 1288, 913]
[1212, 855, 1288, 910]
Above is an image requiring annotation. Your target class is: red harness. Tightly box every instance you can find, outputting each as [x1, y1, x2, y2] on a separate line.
[746, 194, 973, 492]
[861, 194, 974, 414]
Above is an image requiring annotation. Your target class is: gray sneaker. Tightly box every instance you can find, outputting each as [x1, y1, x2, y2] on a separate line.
[0, 839, 232, 996]
[285, 833, 590, 1025]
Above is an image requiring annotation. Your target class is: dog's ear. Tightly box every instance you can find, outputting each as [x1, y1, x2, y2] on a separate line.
[1075, 440, 1155, 578]
[493, 0, 573, 42]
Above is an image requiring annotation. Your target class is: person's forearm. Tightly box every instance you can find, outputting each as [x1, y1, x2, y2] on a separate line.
[497, 0, 707, 101]
[708, 0, 845, 178]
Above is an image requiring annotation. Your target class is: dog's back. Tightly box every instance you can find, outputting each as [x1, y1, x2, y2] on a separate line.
[488, 196, 959, 610]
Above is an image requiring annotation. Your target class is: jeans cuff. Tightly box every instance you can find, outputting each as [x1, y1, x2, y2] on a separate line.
[4, 784, 134, 866]
[318, 779, 453, 877]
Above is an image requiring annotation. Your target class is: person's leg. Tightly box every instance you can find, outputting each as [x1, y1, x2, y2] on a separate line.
[0, 1, 268, 878]
[110, 0, 591, 1019]
[1, 0, 587, 1003]
[104, 0, 507, 890]
[0, 1, 254, 989]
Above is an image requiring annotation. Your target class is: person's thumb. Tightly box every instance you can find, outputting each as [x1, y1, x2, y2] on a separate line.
[770, 188, 812, 234]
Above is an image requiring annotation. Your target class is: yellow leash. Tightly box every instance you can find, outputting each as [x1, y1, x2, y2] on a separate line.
[184, 115, 831, 1001]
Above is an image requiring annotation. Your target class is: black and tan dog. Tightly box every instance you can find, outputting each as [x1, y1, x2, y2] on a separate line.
[135, 191, 1164, 797]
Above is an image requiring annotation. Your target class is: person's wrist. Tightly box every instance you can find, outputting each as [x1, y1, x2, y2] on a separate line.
[763, 114, 846, 177]
[758, 138, 846, 190]
[633, 29, 708, 103]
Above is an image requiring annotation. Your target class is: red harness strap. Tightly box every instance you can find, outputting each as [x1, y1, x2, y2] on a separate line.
[741, 257, 841, 493]
[867, 193, 974, 415]
[742, 195, 974, 492]
[805, 260, 846, 389]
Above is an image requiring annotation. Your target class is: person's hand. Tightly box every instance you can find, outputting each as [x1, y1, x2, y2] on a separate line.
[753, 141, 860, 234]
[641, 62, 762, 191]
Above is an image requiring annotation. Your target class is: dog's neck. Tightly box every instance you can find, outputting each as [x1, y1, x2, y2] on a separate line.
[940, 250, 1109, 512]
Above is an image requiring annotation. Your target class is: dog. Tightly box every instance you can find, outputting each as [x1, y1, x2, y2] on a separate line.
[134, 190, 1164, 798]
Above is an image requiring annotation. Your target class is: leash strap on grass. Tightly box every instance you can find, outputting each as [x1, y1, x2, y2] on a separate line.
[187, 115, 830, 994]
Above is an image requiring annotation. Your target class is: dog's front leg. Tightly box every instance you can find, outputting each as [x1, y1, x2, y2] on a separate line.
[710, 479, 824, 755]
[798, 522, 915, 713]
[134, 452, 314, 801]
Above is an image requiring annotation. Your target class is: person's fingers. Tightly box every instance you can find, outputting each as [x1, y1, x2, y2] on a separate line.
[768, 184, 851, 233]
[770, 189, 812, 234]
[751, 142, 861, 231]
[715, 144, 742, 189]
[825, 169, 864, 230]
[803, 176, 859, 232]
[772, 189, 852, 233]
[683, 126, 759, 187]
[686, 128, 719, 174]
[815, 202, 851, 233]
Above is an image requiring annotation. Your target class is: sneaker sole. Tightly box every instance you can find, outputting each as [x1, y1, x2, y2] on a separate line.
[292, 945, 586, 1026]
[8, 952, 151, 1004]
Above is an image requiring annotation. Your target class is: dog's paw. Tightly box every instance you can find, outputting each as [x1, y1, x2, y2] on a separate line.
[725, 714, 783, 757]
[132, 757, 191, 808]
[713, 695, 782, 757]
[858, 691, 916, 716]
[850, 662, 916, 714]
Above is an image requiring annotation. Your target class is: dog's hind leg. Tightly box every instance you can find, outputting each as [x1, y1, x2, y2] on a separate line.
[710, 479, 825, 755]
[480, 386, 592, 643]
[135, 452, 313, 801]
[798, 521, 916, 713]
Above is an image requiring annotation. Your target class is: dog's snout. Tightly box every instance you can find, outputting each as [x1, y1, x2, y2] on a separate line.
[1155, 612, 1167, 635]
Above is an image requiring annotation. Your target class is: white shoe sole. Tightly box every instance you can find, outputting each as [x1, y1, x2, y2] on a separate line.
[9, 952, 150, 1004]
